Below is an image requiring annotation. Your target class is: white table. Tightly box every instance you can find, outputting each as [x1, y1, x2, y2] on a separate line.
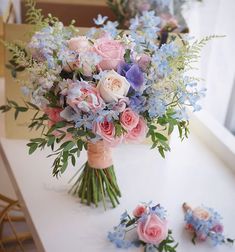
[0, 131, 235, 252]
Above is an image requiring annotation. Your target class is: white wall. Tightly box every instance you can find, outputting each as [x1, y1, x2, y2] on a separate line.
[184, 0, 235, 125]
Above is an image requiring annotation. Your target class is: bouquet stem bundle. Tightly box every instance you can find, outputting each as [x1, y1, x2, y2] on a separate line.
[69, 142, 121, 209]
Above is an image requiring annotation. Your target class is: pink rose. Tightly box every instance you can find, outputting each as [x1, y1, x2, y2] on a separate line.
[93, 120, 123, 146]
[94, 37, 125, 70]
[193, 207, 211, 221]
[133, 204, 147, 218]
[185, 223, 195, 233]
[198, 233, 207, 241]
[67, 36, 91, 53]
[44, 107, 63, 126]
[67, 84, 105, 113]
[120, 108, 139, 131]
[44, 107, 72, 139]
[137, 214, 168, 244]
[125, 117, 148, 143]
[93, 120, 116, 143]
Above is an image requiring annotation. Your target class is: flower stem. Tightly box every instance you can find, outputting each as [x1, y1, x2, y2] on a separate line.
[69, 162, 121, 209]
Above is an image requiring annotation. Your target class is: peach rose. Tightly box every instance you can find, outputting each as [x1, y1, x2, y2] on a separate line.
[133, 204, 147, 218]
[97, 70, 130, 103]
[120, 108, 139, 131]
[67, 36, 91, 53]
[137, 214, 168, 244]
[193, 207, 211, 221]
[94, 37, 125, 70]
[125, 117, 148, 143]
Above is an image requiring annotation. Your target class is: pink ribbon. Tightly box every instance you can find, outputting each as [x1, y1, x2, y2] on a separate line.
[87, 141, 113, 169]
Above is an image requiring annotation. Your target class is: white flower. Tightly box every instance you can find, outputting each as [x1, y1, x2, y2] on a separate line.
[97, 70, 130, 103]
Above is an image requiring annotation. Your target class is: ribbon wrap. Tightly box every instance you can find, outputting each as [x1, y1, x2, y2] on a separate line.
[87, 141, 113, 169]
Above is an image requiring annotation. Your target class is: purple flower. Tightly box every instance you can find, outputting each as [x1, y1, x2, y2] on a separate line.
[117, 62, 144, 91]
[212, 224, 224, 233]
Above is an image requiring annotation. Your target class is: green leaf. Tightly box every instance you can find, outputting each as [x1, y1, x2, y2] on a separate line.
[29, 144, 38, 154]
[124, 49, 131, 64]
[7, 100, 18, 107]
[76, 139, 83, 151]
[70, 148, 78, 154]
[60, 161, 68, 173]
[158, 146, 165, 158]
[71, 155, 76, 166]
[17, 107, 28, 112]
[168, 123, 174, 135]
[15, 66, 25, 72]
[47, 136, 55, 146]
[14, 109, 20, 120]
[27, 102, 39, 110]
[76, 129, 87, 137]
[63, 141, 75, 152]
[63, 151, 69, 161]
[55, 121, 66, 128]
[155, 132, 168, 141]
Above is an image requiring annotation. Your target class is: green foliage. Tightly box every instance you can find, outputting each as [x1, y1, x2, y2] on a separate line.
[0, 40, 30, 78]
[124, 49, 132, 64]
[25, 0, 44, 25]
[69, 163, 121, 209]
[106, 0, 127, 28]
[157, 230, 178, 252]
[25, 0, 59, 27]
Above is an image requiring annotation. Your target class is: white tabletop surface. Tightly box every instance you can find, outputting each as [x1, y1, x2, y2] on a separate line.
[0, 131, 235, 252]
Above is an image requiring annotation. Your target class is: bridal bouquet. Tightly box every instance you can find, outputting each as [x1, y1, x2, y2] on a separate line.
[1, 1, 211, 208]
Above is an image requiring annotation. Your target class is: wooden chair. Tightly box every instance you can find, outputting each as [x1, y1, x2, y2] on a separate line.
[0, 194, 33, 252]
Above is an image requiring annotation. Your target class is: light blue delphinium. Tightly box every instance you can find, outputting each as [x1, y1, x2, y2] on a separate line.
[102, 21, 119, 38]
[150, 204, 167, 220]
[148, 95, 167, 118]
[172, 107, 189, 120]
[93, 14, 108, 26]
[145, 243, 157, 252]
[28, 22, 74, 69]
[95, 109, 119, 122]
[75, 114, 94, 130]
[107, 224, 132, 249]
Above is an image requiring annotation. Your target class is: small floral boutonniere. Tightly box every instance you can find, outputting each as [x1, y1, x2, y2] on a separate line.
[183, 203, 234, 246]
[108, 202, 178, 252]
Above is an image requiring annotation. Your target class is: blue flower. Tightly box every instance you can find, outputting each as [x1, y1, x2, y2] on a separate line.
[120, 210, 129, 222]
[95, 110, 119, 122]
[129, 93, 147, 113]
[102, 21, 119, 38]
[74, 114, 94, 130]
[172, 108, 189, 121]
[147, 90, 167, 118]
[107, 224, 132, 249]
[145, 243, 157, 252]
[93, 14, 108, 26]
[150, 205, 167, 220]
[118, 62, 144, 91]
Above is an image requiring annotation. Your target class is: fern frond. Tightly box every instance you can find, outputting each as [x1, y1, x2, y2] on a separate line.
[25, 0, 44, 25]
